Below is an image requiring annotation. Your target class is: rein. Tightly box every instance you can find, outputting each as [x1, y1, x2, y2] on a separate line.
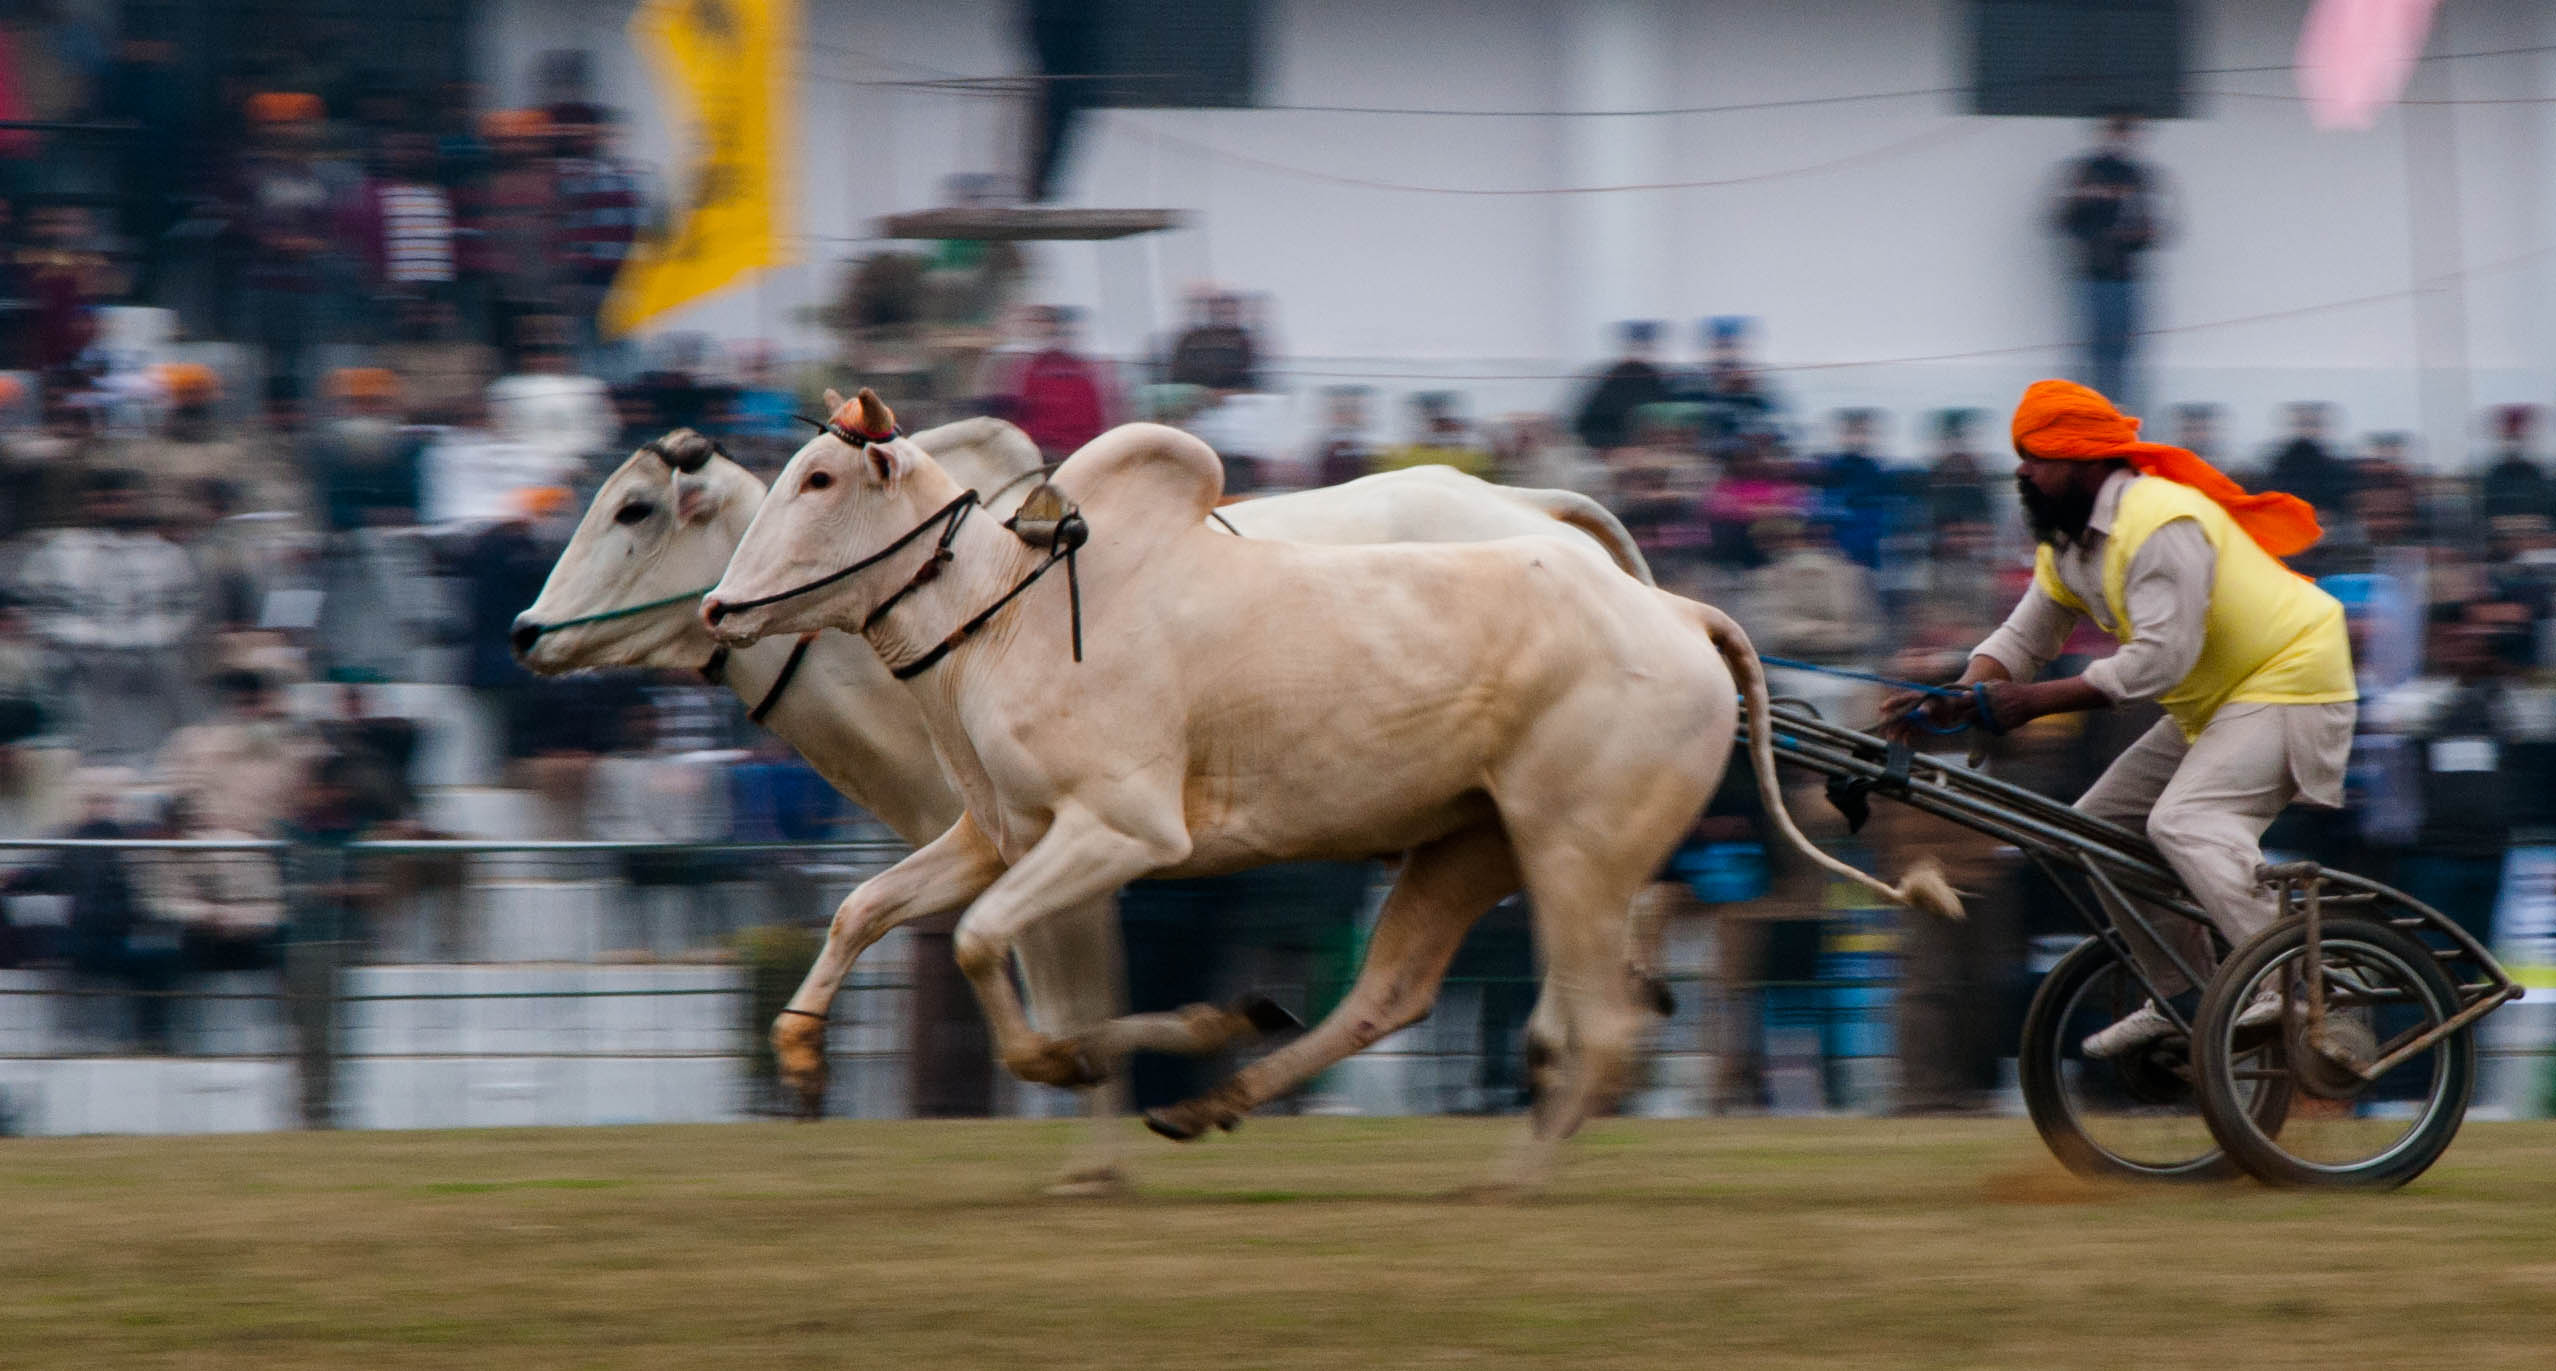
[520, 589, 819, 726]
[1755, 654, 2004, 738]
[523, 585, 720, 634]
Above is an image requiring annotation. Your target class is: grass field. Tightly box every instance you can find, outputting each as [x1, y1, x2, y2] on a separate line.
[6, 1116, 2555, 1369]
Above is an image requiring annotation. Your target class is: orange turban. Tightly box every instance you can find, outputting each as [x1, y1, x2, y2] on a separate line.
[328, 367, 401, 402]
[480, 109, 549, 140]
[152, 362, 220, 402]
[2010, 379, 2323, 559]
[516, 485, 572, 520]
[247, 92, 324, 125]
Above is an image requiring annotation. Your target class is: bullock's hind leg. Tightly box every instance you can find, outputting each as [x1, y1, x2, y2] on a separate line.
[1488, 847, 1659, 1192]
[1143, 824, 1518, 1142]
[1520, 882, 1682, 1119]
[1010, 893, 1284, 1193]
[774, 815, 1007, 1118]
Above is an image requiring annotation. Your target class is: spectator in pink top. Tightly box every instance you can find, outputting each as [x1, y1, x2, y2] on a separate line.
[1704, 429, 1810, 570]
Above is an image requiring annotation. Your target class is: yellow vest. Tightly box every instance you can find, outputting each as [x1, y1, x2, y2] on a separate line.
[2033, 476, 2355, 739]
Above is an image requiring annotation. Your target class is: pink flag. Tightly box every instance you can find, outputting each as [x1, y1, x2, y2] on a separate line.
[2295, 0, 2444, 130]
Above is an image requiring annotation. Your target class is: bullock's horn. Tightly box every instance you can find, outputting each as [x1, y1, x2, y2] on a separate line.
[647, 428, 721, 473]
[854, 388, 897, 439]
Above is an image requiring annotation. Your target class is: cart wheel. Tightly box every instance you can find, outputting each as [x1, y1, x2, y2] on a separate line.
[2192, 916, 2473, 1189]
[2019, 937, 2289, 1182]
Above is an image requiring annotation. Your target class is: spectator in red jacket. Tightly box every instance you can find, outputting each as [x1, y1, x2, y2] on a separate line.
[996, 305, 1118, 460]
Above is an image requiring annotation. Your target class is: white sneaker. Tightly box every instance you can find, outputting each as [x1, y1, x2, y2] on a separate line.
[2082, 1000, 2177, 1059]
[2233, 984, 2286, 1034]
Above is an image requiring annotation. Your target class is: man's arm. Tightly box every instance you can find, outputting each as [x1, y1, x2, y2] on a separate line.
[1982, 519, 2215, 731]
[1882, 578, 2081, 733]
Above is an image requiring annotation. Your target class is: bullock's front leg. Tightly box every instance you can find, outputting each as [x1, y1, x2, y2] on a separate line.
[1011, 894, 1134, 1196]
[950, 806, 1190, 1090]
[774, 815, 1007, 1117]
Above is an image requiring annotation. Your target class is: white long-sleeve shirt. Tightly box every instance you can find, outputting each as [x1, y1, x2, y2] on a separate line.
[1971, 469, 2215, 704]
[14, 527, 203, 651]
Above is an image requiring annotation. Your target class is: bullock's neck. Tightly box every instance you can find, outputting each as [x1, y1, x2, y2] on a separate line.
[709, 629, 959, 847]
[858, 504, 1042, 683]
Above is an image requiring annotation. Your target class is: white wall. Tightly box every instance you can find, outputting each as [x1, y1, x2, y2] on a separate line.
[478, 0, 2556, 466]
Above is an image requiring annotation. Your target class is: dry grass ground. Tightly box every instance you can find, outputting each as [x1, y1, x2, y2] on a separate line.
[5, 1116, 2554, 1369]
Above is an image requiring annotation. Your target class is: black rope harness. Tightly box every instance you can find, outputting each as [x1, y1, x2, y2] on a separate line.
[706, 489, 981, 620]
[705, 484, 1090, 684]
[698, 633, 819, 725]
[713, 415, 1100, 684]
[886, 505, 1086, 680]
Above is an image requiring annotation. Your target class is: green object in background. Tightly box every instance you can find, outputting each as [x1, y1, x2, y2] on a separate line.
[734, 923, 824, 1101]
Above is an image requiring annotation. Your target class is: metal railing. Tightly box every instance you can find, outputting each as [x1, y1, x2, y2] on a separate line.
[27, 832, 2545, 1136]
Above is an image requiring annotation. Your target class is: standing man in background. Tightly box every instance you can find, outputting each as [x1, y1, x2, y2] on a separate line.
[2052, 113, 2165, 410]
[1570, 320, 1673, 457]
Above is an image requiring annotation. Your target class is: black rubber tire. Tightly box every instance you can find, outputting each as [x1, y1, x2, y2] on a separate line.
[2192, 916, 2474, 1189]
[2019, 937, 2282, 1182]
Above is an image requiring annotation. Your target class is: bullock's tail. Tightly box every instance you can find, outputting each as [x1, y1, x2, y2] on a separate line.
[1683, 599, 1963, 921]
[1511, 487, 1656, 586]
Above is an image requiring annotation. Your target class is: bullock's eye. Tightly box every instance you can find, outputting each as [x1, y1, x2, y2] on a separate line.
[614, 502, 655, 526]
[807, 470, 833, 491]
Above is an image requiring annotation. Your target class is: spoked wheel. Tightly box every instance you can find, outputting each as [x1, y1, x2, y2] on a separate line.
[2192, 916, 2474, 1189]
[2019, 937, 2290, 1181]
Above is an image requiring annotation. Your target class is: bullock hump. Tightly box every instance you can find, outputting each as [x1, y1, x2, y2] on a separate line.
[1047, 423, 1226, 538]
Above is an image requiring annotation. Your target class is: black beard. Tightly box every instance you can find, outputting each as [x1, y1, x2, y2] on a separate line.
[2018, 472, 2098, 548]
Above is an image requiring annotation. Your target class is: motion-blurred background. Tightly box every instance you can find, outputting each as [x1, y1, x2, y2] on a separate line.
[0, 0, 2551, 1139]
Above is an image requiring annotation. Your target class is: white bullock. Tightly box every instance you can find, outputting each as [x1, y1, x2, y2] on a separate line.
[514, 411, 1660, 1191]
[702, 393, 1953, 1190]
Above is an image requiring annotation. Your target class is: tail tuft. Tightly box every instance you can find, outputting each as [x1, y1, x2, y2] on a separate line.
[1685, 598, 1965, 924]
[1889, 856, 1966, 922]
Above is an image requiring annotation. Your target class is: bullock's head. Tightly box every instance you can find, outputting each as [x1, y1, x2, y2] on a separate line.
[511, 429, 764, 673]
[703, 388, 969, 646]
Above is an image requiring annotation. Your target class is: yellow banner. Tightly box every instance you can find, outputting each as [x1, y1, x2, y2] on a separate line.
[601, 0, 795, 338]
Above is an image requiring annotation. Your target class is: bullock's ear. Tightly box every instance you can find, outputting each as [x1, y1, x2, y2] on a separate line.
[672, 470, 720, 525]
[821, 387, 847, 413]
[865, 439, 906, 485]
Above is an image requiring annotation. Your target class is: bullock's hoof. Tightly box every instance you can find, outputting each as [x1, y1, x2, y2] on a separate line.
[1145, 1088, 1247, 1141]
[1235, 994, 1304, 1036]
[1006, 1036, 1107, 1089]
[1043, 1165, 1131, 1200]
[772, 1013, 830, 1120]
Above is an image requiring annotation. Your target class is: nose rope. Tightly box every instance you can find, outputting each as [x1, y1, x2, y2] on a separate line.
[519, 585, 721, 638]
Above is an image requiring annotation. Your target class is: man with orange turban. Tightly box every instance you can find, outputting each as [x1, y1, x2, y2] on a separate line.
[1887, 380, 2356, 1058]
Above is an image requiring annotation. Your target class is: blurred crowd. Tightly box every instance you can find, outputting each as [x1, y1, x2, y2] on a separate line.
[0, 12, 2544, 1118]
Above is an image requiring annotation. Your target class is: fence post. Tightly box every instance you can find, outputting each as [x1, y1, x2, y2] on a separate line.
[281, 832, 353, 1130]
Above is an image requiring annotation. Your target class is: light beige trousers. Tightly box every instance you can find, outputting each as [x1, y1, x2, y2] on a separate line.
[2074, 701, 2356, 995]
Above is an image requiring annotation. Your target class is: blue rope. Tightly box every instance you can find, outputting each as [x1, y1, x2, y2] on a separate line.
[1754, 654, 2005, 736]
